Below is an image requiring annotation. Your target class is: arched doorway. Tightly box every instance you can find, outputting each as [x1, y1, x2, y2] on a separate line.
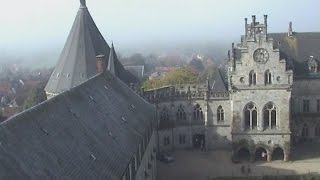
[237, 147, 251, 161]
[272, 147, 284, 161]
[193, 134, 205, 149]
[255, 147, 268, 161]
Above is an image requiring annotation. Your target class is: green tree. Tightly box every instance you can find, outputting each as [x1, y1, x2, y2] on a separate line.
[143, 67, 198, 90]
[22, 83, 47, 110]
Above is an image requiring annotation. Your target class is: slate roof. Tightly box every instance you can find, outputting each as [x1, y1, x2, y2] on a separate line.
[45, 1, 137, 95]
[0, 71, 155, 179]
[211, 68, 228, 93]
[269, 32, 320, 76]
[292, 78, 320, 96]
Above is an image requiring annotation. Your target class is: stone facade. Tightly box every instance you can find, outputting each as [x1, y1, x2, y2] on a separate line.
[142, 15, 320, 162]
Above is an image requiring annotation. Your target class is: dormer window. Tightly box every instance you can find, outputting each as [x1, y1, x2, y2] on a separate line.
[308, 56, 318, 73]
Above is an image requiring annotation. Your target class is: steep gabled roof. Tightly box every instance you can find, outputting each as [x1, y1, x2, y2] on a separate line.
[0, 71, 155, 179]
[45, 1, 110, 94]
[211, 68, 228, 93]
[269, 32, 320, 76]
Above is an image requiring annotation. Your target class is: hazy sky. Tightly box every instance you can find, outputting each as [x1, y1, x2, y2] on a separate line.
[0, 0, 319, 53]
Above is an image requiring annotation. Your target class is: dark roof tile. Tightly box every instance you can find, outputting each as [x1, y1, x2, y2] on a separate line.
[0, 71, 155, 179]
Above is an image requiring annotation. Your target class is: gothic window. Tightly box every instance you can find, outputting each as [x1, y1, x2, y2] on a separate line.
[308, 56, 318, 73]
[176, 105, 186, 121]
[164, 136, 170, 145]
[302, 124, 309, 137]
[263, 102, 277, 129]
[217, 105, 224, 122]
[249, 70, 256, 85]
[193, 104, 203, 120]
[160, 107, 169, 121]
[244, 102, 258, 129]
[264, 70, 272, 85]
[179, 134, 186, 144]
[315, 126, 320, 137]
[303, 100, 310, 113]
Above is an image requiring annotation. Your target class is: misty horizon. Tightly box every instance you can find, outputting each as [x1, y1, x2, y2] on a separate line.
[0, 0, 319, 67]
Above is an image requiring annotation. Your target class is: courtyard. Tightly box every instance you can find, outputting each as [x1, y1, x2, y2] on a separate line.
[157, 143, 320, 180]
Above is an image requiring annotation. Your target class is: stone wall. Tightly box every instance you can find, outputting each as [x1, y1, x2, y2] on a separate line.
[135, 131, 157, 180]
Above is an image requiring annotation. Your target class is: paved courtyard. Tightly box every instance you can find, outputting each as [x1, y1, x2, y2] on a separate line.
[157, 144, 320, 180]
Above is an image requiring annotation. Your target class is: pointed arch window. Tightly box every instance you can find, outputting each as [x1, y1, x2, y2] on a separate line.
[217, 105, 224, 122]
[160, 107, 169, 121]
[263, 102, 277, 129]
[244, 102, 258, 129]
[193, 104, 203, 120]
[176, 105, 186, 121]
[302, 124, 309, 137]
[249, 70, 256, 85]
[264, 70, 272, 85]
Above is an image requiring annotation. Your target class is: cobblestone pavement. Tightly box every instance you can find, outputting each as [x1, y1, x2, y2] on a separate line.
[157, 147, 320, 180]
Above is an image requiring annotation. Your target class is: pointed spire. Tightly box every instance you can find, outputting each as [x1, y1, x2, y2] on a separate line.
[108, 43, 116, 75]
[80, 0, 86, 8]
[45, 0, 110, 97]
[288, 21, 293, 37]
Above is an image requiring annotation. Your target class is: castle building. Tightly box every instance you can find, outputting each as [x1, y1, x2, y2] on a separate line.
[0, 1, 156, 179]
[144, 15, 320, 162]
[1, 0, 320, 178]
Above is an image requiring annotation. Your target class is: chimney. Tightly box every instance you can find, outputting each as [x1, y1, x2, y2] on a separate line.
[288, 22, 293, 37]
[264, 15, 268, 35]
[231, 42, 235, 58]
[252, 15, 256, 40]
[245, 18, 248, 37]
[96, 55, 106, 73]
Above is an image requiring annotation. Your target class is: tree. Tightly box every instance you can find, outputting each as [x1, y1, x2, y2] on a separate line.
[188, 58, 205, 72]
[143, 67, 198, 90]
[22, 83, 47, 111]
[121, 53, 146, 66]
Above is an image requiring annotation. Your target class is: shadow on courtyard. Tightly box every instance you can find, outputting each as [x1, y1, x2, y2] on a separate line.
[157, 149, 320, 180]
[291, 142, 320, 161]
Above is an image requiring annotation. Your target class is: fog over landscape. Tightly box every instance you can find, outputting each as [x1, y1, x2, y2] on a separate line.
[0, 0, 319, 68]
